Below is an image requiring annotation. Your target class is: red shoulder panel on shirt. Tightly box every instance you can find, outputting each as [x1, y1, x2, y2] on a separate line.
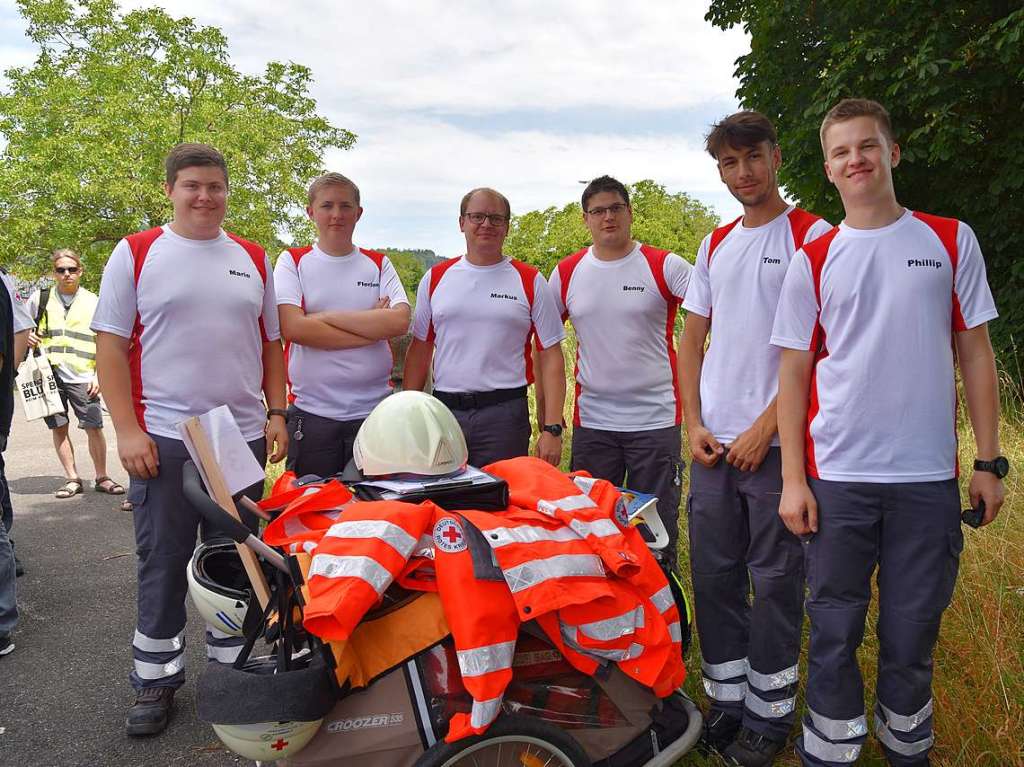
[556, 248, 588, 320]
[509, 259, 538, 309]
[226, 233, 268, 284]
[288, 246, 313, 267]
[802, 226, 840, 307]
[787, 208, 823, 250]
[912, 211, 964, 331]
[428, 257, 461, 298]
[639, 244, 676, 304]
[359, 248, 386, 272]
[124, 227, 165, 286]
[708, 216, 742, 265]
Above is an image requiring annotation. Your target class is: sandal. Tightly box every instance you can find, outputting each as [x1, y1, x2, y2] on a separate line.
[120, 499, 134, 512]
[55, 479, 84, 499]
[95, 476, 126, 495]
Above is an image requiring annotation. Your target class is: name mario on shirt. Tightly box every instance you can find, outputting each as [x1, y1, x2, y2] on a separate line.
[228, 269, 251, 279]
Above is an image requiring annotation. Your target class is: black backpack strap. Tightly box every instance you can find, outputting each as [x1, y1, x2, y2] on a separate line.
[35, 286, 49, 331]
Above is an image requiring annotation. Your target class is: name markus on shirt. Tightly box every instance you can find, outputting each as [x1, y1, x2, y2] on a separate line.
[490, 292, 518, 301]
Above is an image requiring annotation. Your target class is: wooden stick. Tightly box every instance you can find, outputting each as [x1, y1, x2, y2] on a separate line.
[183, 417, 272, 609]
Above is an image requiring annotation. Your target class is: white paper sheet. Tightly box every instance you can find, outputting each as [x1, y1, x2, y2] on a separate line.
[177, 405, 265, 495]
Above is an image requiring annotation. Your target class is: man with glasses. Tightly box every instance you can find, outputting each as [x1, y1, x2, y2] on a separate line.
[546, 175, 692, 566]
[404, 187, 566, 467]
[27, 249, 128, 508]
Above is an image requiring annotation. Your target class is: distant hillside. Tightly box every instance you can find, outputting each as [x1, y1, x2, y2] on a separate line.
[380, 248, 443, 270]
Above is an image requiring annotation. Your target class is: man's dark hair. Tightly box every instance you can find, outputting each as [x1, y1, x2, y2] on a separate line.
[581, 176, 630, 212]
[164, 143, 229, 187]
[705, 111, 778, 159]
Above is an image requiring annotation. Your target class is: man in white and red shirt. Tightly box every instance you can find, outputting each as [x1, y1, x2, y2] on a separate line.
[93, 144, 288, 737]
[679, 112, 832, 765]
[547, 175, 691, 565]
[772, 100, 1005, 767]
[404, 187, 566, 468]
[275, 173, 410, 478]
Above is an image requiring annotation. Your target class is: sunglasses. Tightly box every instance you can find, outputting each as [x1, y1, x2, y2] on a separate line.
[55, 267, 80, 275]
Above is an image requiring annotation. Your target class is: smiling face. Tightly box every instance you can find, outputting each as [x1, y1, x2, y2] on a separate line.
[822, 115, 900, 208]
[716, 139, 781, 208]
[460, 190, 509, 261]
[165, 165, 228, 238]
[308, 183, 362, 252]
[582, 190, 633, 252]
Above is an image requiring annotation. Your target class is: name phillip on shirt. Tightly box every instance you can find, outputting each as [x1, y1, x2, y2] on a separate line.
[907, 259, 942, 269]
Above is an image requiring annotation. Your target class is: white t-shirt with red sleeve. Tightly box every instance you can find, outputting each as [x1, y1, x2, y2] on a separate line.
[411, 256, 565, 393]
[683, 207, 833, 445]
[274, 244, 409, 421]
[770, 210, 998, 483]
[91, 225, 281, 441]
[549, 242, 691, 431]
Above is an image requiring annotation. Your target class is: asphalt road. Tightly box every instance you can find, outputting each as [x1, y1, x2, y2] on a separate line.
[0, 409, 246, 767]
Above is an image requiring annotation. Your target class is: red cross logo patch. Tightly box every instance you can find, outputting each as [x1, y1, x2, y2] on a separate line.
[271, 738, 289, 751]
[433, 518, 467, 553]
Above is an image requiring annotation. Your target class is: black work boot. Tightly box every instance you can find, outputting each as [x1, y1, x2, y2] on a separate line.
[722, 726, 786, 766]
[699, 710, 742, 755]
[125, 687, 175, 736]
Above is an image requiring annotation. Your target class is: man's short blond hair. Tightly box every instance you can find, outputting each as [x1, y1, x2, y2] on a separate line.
[52, 248, 82, 270]
[307, 172, 360, 207]
[820, 98, 895, 154]
[460, 188, 511, 219]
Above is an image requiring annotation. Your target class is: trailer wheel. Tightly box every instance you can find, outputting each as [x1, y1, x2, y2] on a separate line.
[415, 714, 592, 767]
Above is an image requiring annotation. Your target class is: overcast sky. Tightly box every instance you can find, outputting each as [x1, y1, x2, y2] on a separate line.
[0, 1, 750, 258]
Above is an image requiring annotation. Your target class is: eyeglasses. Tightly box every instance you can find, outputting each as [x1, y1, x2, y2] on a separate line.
[585, 203, 629, 218]
[55, 267, 80, 275]
[464, 212, 509, 227]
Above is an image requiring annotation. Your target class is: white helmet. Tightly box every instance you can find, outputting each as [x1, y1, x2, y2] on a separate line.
[187, 539, 249, 637]
[212, 718, 321, 761]
[353, 391, 468, 477]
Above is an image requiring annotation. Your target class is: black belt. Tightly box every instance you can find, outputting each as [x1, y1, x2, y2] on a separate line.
[434, 386, 527, 410]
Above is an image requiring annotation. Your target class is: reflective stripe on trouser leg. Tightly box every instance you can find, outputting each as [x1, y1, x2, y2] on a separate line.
[702, 658, 748, 704]
[205, 626, 245, 664]
[797, 707, 868, 765]
[132, 629, 186, 685]
[744, 662, 798, 722]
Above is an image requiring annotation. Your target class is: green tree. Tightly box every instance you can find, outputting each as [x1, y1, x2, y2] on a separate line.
[505, 180, 719, 278]
[0, 0, 354, 285]
[706, 1, 1024, 354]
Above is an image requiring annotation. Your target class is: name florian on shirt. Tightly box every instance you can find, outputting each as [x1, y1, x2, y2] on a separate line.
[357, 280, 380, 288]
[907, 259, 943, 269]
[228, 269, 251, 279]
[490, 292, 518, 301]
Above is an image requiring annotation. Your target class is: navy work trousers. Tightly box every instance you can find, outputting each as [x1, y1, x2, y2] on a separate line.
[796, 478, 962, 767]
[688, 447, 804, 741]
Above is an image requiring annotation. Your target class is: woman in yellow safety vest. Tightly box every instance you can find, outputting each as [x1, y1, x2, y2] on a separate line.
[27, 249, 130, 509]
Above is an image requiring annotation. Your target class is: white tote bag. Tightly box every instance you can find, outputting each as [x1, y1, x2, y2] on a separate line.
[16, 350, 66, 421]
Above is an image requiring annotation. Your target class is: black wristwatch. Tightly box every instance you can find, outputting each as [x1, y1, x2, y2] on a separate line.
[542, 423, 564, 438]
[974, 456, 1009, 479]
[267, 408, 288, 420]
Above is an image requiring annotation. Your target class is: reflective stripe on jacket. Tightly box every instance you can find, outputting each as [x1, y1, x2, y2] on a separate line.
[39, 288, 99, 376]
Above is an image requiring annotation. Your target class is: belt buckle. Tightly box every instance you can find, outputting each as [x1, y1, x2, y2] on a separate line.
[457, 393, 476, 410]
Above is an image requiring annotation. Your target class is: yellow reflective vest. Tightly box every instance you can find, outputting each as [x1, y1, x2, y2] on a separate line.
[39, 288, 99, 376]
